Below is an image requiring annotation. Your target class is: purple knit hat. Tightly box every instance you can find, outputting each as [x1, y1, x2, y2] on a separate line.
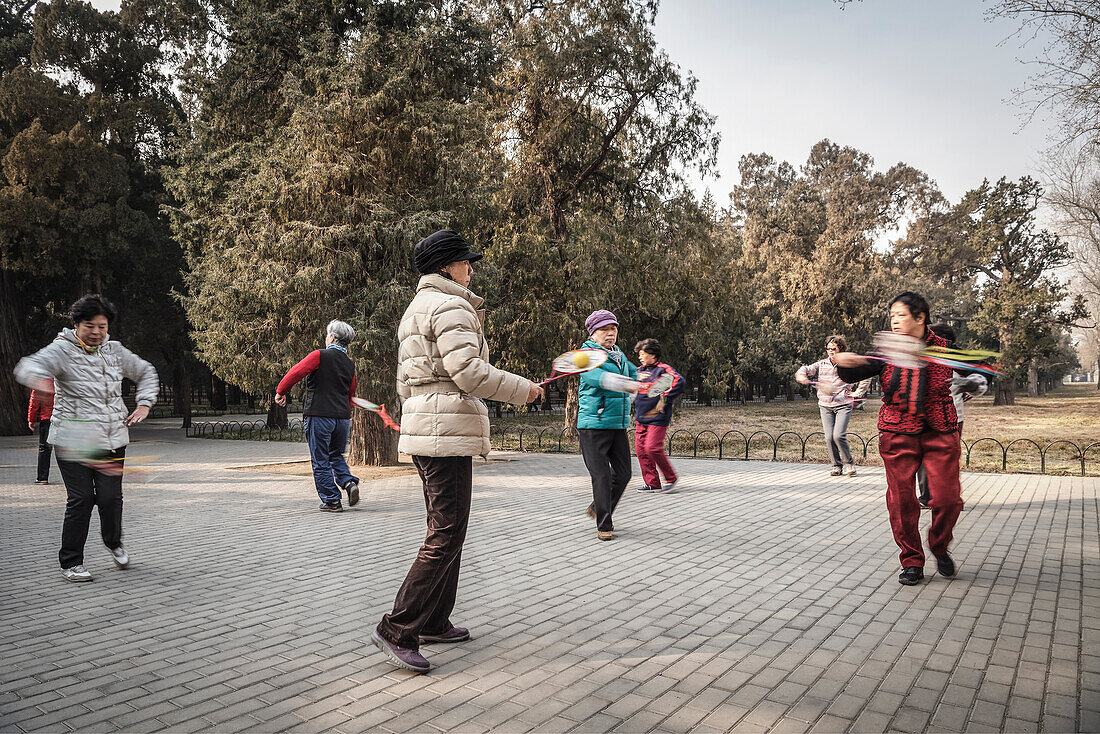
[585, 309, 618, 335]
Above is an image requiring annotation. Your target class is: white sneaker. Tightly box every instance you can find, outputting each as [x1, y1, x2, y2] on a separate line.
[659, 480, 678, 494]
[107, 544, 129, 568]
[845, 464, 857, 477]
[62, 565, 92, 582]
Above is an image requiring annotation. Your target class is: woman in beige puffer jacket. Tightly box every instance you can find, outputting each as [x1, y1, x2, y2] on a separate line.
[396, 272, 533, 456]
[373, 230, 542, 675]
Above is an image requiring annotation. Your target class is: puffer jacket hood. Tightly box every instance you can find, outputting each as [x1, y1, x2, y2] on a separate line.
[577, 339, 637, 430]
[14, 329, 159, 451]
[397, 274, 533, 457]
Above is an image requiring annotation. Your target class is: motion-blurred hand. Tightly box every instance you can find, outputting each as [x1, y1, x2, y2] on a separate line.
[831, 352, 867, 368]
[125, 405, 150, 426]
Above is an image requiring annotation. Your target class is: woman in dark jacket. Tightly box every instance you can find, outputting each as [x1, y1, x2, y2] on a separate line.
[577, 310, 638, 541]
[28, 379, 55, 484]
[834, 292, 962, 587]
[633, 338, 686, 494]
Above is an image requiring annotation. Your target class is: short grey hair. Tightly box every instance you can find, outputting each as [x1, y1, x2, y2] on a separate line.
[326, 320, 355, 347]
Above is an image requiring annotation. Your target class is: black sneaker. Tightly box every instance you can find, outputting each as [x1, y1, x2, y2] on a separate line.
[636, 484, 658, 493]
[898, 567, 924, 585]
[319, 501, 344, 512]
[344, 481, 360, 507]
[919, 500, 930, 510]
[935, 554, 957, 578]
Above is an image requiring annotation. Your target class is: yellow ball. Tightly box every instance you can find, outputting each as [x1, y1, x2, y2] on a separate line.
[573, 351, 589, 368]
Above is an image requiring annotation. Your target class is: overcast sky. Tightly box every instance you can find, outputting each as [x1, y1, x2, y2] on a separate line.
[652, 0, 1056, 203]
[88, 0, 1055, 204]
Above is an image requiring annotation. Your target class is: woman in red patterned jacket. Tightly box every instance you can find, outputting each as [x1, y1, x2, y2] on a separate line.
[834, 292, 962, 586]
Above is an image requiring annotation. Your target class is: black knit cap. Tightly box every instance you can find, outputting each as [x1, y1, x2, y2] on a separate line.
[413, 229, 483, 274]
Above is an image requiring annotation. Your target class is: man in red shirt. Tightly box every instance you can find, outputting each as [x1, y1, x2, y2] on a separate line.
[275, 321, 359, 511]
[28, 378, 55, 484]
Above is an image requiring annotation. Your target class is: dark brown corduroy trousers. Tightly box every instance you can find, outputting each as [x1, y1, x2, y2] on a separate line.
[378, 455, 472, 650]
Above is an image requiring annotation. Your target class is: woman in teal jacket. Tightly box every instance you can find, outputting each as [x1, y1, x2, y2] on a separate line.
[578, 310, 638, 541]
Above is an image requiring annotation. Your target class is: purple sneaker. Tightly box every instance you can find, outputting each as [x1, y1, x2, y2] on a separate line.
[419, 626, 470, 644]
[371, 628, 430, 673]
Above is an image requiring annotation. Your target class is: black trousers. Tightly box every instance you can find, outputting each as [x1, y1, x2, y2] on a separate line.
[378, 455, 472, 650]
[56, 447, 125, 568]
[579, 428, 631, 532]
[37, 419, 53, 482]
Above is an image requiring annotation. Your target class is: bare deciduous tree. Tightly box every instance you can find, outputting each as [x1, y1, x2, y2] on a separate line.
[991, 1, 1100, 147]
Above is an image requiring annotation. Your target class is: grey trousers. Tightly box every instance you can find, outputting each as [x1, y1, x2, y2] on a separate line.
[819, 404, 854, 467]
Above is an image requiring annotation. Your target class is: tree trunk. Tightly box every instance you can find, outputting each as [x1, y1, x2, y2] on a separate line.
[266, 384, 288, 428]
[1027, 358, 1038, 398]
[0, 271, 29, 435]
[173, 360, 192, 428]
[994, 328, 1017, 405]
[994, 378, 1016, 406]
[228, 383, 241, 405]
[564, 381, 579, 437]
[211, 374, 227, 411]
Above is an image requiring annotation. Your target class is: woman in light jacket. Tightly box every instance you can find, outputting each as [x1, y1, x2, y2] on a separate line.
[14, 294, 158, 582]
[372, 230, 542, 675]
[795, 335, 871, 477]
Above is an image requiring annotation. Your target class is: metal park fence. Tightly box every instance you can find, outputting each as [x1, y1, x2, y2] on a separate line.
[487, 425, 1100, 477]
[186, 418, 1100, 477]
[186, 419, 305, 442]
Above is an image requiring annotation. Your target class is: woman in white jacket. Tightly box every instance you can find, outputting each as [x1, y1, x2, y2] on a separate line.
[14, 295, 158, 582]
[371, 230, 542, 674]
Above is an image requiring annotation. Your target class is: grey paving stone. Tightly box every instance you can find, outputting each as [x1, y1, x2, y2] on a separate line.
[0, 435, 1095, 733]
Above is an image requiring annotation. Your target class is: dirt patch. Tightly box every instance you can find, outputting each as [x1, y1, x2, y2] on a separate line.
[230, 460, 418, 481]
[230, 455, 512, 480]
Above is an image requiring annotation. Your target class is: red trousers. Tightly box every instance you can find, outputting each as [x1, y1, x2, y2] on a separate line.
[635, 423, 676, 488]
[879, 430, 963, 568]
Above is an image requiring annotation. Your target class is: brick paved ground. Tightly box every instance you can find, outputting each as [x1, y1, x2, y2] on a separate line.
[0, 421, 1097, 733]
